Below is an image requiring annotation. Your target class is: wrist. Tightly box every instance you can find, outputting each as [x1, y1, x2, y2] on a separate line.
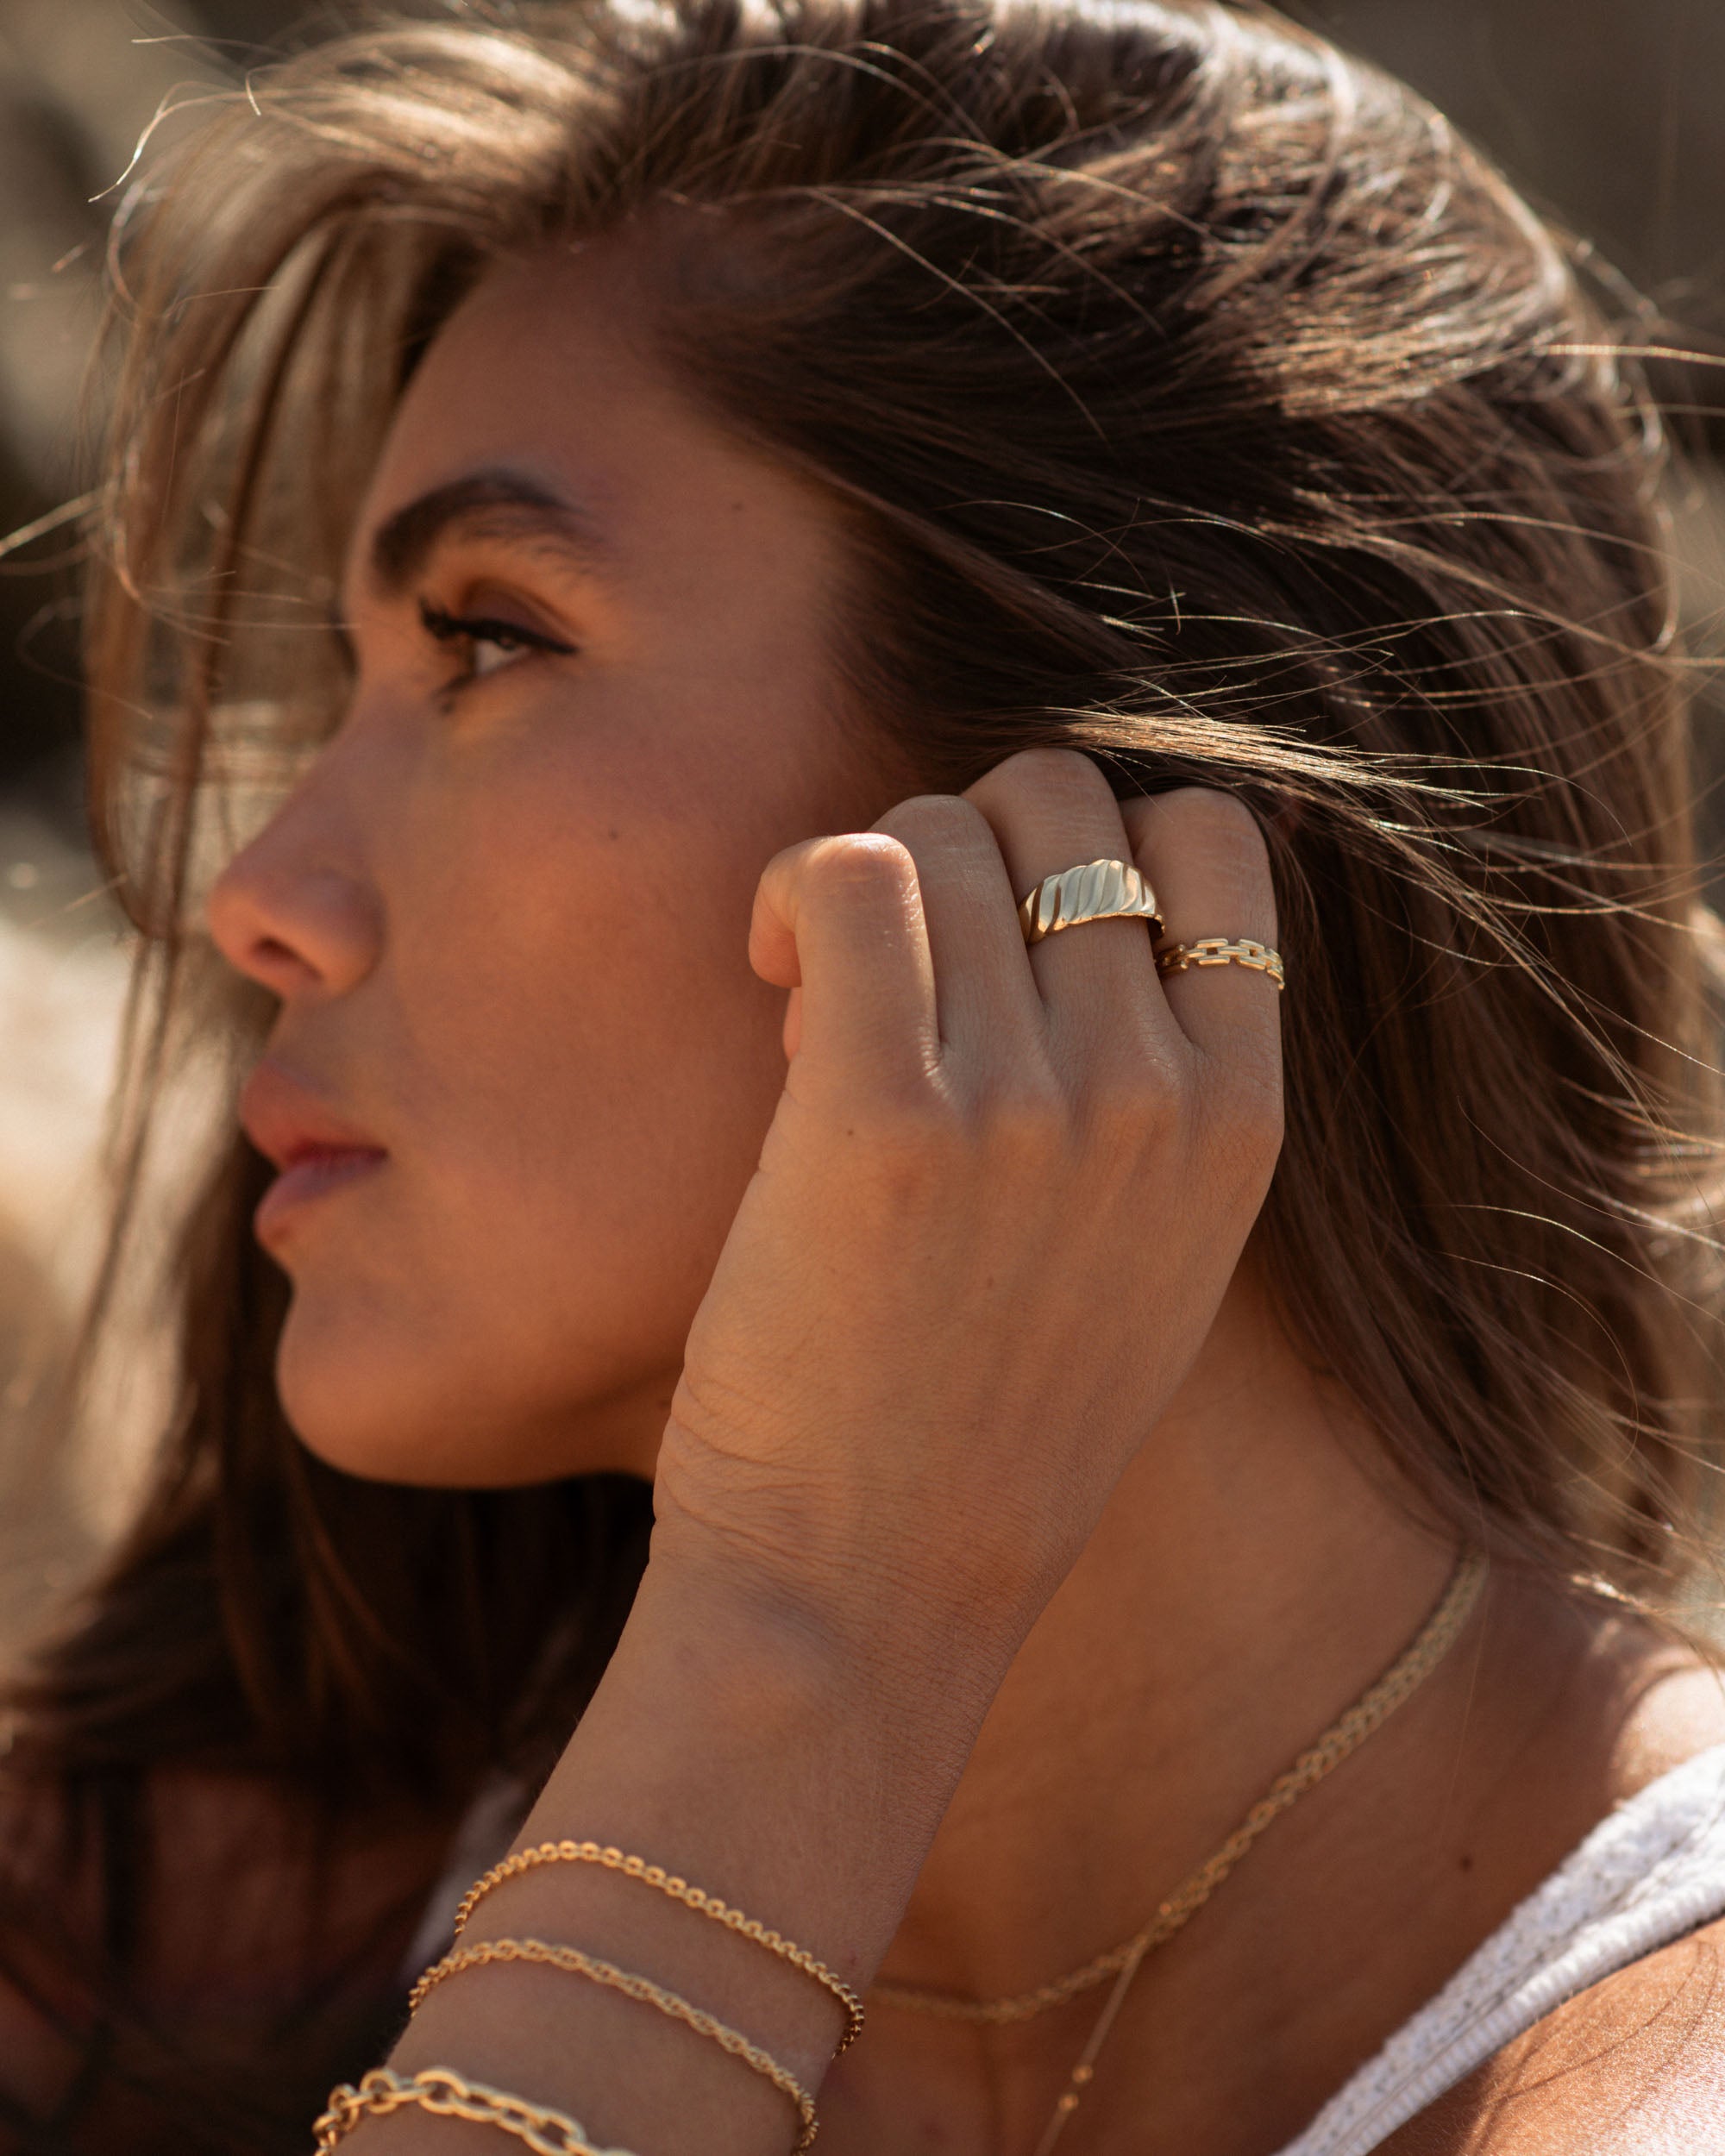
[469, 1539, 993, 2073]
[641, 1496, 1027, 1768]
[390, 1543, 988, 2154]
[625, 1534, 1007, 1808]
[648, 1407, 1051, 1696]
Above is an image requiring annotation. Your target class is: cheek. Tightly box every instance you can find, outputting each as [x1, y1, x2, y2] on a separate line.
[410, 740, 787, 1194]
[274, 888, 788, 1483]
[270, 674, 894, 1483]
[430, 791, 784, 1252]
[428, 887, 786, 1291]
[272, 736, 798, 1480]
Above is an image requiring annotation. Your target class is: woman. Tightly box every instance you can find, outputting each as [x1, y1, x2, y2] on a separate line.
[3, 0, 1724, 2148]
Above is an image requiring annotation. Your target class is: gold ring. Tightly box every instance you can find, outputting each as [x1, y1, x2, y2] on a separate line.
[1018, 858, 1163, 947]
[1156, 937, 1285, 990]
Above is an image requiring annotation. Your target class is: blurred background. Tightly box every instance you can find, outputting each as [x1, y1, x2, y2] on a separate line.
[0, 0, 1721, 1646]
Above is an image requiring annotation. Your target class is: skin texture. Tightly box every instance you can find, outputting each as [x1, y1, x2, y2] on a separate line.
[1380, 1912, 1725, 2155]
[202, 240, 1725, 2155]
[211, 241, 901, 1484]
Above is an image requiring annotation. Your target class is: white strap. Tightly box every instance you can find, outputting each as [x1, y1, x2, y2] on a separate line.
[1275, 1742, 1725, 2156]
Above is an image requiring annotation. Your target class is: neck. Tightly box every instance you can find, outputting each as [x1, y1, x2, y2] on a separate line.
[835, 1263, 1706, 2156]
[875, 1261, 1460, 2009]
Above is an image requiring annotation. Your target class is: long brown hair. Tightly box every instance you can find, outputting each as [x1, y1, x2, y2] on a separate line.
[3, 0, 1719, 2142]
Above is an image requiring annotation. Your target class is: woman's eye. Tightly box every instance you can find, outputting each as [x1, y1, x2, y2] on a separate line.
[469, 625, 530, 678]
[417, 599, 576, 684]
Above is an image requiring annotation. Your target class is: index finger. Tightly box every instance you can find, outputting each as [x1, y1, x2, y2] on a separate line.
[750, 832, 941, 1100]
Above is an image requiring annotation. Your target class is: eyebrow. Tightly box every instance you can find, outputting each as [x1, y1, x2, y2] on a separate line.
[361, 468, 618, 599]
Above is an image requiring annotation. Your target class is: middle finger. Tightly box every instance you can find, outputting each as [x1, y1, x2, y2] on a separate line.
[963, 748, 1166, 1048]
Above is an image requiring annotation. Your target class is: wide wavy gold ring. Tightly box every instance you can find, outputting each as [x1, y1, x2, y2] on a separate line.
[1156, 937, 1286, 990]
[1018, 857, 1163, 947]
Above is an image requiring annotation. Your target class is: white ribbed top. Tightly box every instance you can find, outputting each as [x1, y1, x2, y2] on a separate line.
[1273, 1741, 1725, 2156]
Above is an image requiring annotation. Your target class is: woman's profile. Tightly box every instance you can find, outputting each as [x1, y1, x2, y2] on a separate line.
[3, 1, 1724, 2150]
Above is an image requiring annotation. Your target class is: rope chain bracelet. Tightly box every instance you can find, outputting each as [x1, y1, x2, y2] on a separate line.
[411, 1935, 820, 2153]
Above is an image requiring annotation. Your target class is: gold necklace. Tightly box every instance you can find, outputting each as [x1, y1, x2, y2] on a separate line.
[870, 1549, 1490, 2156]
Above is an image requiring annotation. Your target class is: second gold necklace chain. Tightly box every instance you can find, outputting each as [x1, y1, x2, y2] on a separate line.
[869, 1549, 1490, 2156]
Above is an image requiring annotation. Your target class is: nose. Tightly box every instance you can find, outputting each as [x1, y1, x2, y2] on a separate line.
[206, 780, 382, 1003]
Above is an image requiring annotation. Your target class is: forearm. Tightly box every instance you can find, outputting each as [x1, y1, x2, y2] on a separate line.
[361, 1553, 1001, 2154]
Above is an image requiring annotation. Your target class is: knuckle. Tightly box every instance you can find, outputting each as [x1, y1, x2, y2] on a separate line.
[875, 792, 994, 856]
[969, 745, 1114, 815]
[866, 1092, 951, 1160]
[1082, 1064, 1182, 1154]
[1164, 786, 1269, 867]
[1155, 788, 1275, 913]
[841, 1061, 961, 1149]
[850, 1088, 969, 1200]
[975, 1069, 1070, 1157]
[1208, 1057, 1285, 1170]
[801, 830, 919, 902]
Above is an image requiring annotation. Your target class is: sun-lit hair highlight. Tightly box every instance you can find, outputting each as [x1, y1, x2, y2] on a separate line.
[2, 0, 1722, 2136]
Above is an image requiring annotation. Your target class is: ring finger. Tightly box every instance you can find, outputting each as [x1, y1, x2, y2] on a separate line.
[1120, 787, 1283, 1075]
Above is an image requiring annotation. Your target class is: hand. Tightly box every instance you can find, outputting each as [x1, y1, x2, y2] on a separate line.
[653, 749, 1283, 1684]
[386, 752, 1283, 2152]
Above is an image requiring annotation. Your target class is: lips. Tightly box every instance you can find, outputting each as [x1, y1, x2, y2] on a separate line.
[239, 1058, 387, 1241]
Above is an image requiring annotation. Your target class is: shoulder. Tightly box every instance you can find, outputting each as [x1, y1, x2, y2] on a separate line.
[1383, 1910, 1725, 2155]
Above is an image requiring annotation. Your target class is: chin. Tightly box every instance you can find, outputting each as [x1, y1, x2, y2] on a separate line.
[273, 1288, 667, 1487]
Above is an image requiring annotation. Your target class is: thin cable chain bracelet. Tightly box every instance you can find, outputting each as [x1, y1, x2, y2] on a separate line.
[409, 1935, 819, 2153]
[448, 1838, 865, 2053]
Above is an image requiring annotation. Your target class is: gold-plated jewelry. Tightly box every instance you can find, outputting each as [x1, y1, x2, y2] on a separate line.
[1155, 936, 1285, 989]
[452, 1839, 863, 2053]
[314, 2065, 635, 2156]
[873, 1548, 1490, 2156]
[1018, 857, 1164, 947]
[410, 1937, 819, 2153]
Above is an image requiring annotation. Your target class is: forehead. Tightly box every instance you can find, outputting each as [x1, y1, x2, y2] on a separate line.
[346, 238, 850, 609]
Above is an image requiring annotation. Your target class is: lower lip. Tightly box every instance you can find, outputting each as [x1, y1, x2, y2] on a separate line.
[255, 1148, 387, 1239]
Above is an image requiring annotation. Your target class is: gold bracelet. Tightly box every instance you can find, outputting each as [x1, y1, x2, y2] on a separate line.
[453, 1839, 864, 2053]
[411, 1935, 819, 2152]
[314, 2065, 637, 2156]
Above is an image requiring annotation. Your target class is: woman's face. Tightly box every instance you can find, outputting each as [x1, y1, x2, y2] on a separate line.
[208, 240, 908, 1486]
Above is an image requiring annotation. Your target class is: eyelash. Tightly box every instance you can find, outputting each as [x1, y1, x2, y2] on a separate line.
[417, 598, 576, 684]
